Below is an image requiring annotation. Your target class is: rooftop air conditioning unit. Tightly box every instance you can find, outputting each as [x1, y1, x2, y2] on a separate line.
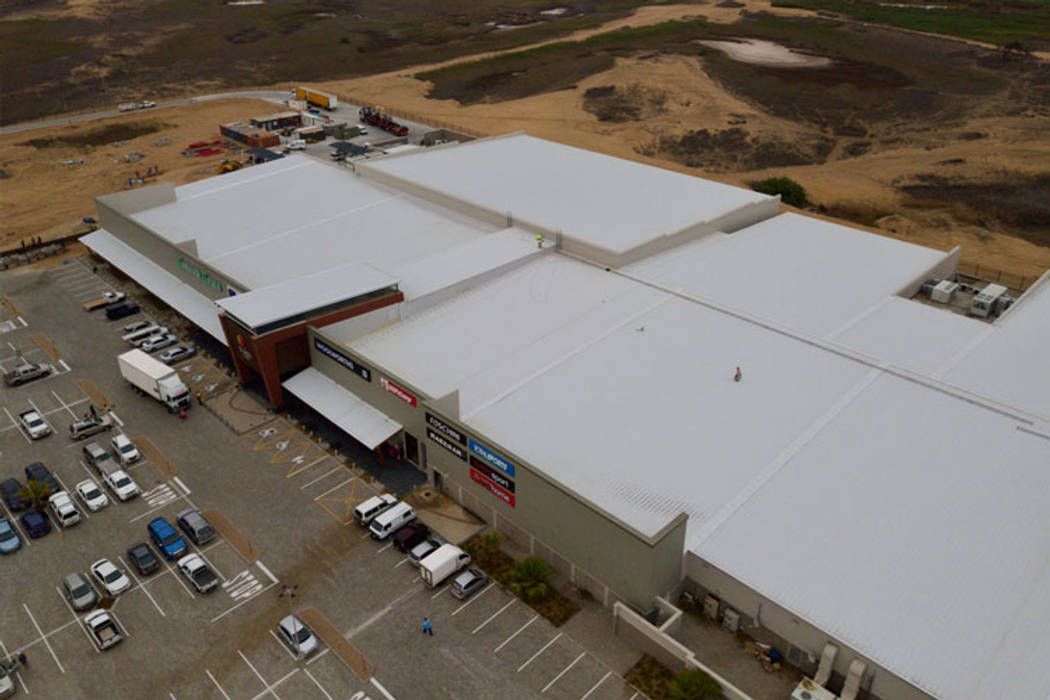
[722, 608, 740, 633]
[702, 595, 720, 621]
[931, 280, 958, 304]
[971, 283, 1008, 318]
[920, 279, 939, 296]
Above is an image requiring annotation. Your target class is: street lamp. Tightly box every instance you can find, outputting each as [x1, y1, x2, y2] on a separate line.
[278, 584, 300, 662]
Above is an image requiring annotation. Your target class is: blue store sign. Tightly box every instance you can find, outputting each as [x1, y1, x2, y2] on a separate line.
[468, 438, 515, 478]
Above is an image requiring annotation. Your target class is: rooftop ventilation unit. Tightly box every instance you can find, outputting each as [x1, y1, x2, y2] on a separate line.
[931, 280, 958, 303]
[702, 595, 720, 620]
[722, 608, 740, 633]
[971, 283, 1008, 318]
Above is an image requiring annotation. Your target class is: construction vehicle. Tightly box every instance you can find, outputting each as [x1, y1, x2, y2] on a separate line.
[294, 86, 338, 110]
[216, 159, 243, 174]
[359, 106, 409, 137]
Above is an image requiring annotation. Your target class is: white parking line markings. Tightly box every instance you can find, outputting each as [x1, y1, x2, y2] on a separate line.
[303, 668, 335, 700]
[172, 476, 189, 495]
[451, 582, 494, 616]
[518, 633, 562, 673]
[51, 390, 80, 418]
[239, 649, 293, 700]
[472, 599, 514, 634]
[376, 543, 393, 554]
[142, 483, 178, 508]
[0, 638, 28, 694]
[118, 554, 166, 616]
[58, 359, 71, 372]
[431, 584, 451, 600]
[110, 411, 124, 427]
[205, 669, 233, 700]
[269, 630, 297, 661]
[223, 570, 261, 600]
[256, 560, 278, 585]
[56, 586, 100, 653]
[4, 407, 32, 444]
[299, 467, 343, 490]
[210, 581, 277, 623]
[23, 603, 65, 674]
[579, 671, 612, 700]
[370, 676, 396, 700]
[542, 651, 586, 694]
[394, 557, 411, 568]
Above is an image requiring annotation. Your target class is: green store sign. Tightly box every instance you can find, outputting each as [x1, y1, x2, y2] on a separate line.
[176, 255, 225, 293]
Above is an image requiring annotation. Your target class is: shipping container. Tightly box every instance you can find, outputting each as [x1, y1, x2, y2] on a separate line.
[294, 86, 338, 110]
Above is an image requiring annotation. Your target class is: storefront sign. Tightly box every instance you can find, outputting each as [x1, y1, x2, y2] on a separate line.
[175, 255, 224, 293]
[468, 438, 516, 478]
[427, 428, 466, 461]
[380, 377, 417, 406]
[471, 468, 515, 507]
[426, 413, 465, 445]
[469, 456, 515, 493]
[314, 338, 371, 381]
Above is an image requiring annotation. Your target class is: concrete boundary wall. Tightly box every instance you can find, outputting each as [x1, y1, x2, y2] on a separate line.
[612, 601, 753, 700]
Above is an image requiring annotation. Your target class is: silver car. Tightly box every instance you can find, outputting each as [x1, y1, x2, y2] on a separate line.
[63, 572, 98, 611]
[141, 333, 177, 353]
[277, 615, 318, 657]
[159, 345, 196, 365]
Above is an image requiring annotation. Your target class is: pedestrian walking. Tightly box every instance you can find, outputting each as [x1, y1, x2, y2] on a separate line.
[195, 390, 203, 405]
[17, 652, 26, 668]
[734, 366, 742, 382]
[421, 617, 433, 636]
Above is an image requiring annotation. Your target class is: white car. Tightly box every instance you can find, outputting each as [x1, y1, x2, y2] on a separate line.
[75, 479, 109, 511]
[101, 291, 126, 304]
[104, 470, 139, 501]
[48, 491, 81, 528]
[277, 614, 319, 657]
[19, 410, 51, 440]
[111, 434, 140, 465]
[90, 558, 131, 596]
[177, 553, 219, 593]
[140, 333, 177, 353]
[286, 139, 306, 151]
[139, 100, 156, 109]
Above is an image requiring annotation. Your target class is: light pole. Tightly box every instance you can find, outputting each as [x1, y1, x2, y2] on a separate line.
[278, 584, 300, 663]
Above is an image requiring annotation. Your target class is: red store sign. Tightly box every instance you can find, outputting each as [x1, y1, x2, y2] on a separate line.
[380, 377, 417, 406]
[470, 468, 515, 508]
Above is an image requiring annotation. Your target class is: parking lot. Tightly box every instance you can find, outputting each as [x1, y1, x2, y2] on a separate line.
[0, 259, 646, 699]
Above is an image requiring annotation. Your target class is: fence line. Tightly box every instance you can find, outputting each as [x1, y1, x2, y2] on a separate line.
[956, 260, 1036, 294]
[338, 93, 488, 139]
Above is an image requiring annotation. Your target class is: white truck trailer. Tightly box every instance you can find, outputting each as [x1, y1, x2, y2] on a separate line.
[419, 544, 472, 588]
[117, 349, 191, 413]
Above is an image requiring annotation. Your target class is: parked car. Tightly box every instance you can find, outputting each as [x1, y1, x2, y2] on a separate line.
[84, 609, 123, 650]
[450, 567, 489, 601]
[62, 572, 98, 611]
[286, 139, 306, 151]
[20, 510, 51, 538]
[158, 345, 196, 365]
[148, 517, 187, 560]
[90, 558, 131, 596]
[408, 537, 444, 567]
[353, 493, 397, 525]
[48, 491, 81, 528]
[0, 518, 22, 554]
[139, 100, 156, 109]
[24, 461, 59, 493]
[19, 409, 51, 439]
[75, 479, 109, 511]
[105, 302, 140, 321]
[111, 434, 140, 465]
[277, 614, 318, 657]
[104, 470, 139, 501]
[0, 664, 14, 698]
[177, 553, 218, 593]
[0, 478, 28, 512]
[3, 360, 50, 386]
[392, 521, 430, 553]
[122, 320, 151, 334]
[176, 508, 215, 545]
[141, 333, 177, 353]
[69, 413, 113, 440]
[127, 542, 160, 576]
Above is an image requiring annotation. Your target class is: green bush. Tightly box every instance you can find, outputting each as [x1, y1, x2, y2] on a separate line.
[508, 557, 554, 602]
[668, 668, 723, 700]
[752, 176, 807, 207]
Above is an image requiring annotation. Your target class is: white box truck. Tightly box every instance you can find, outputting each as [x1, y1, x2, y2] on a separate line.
[419, 544, 472, 588]
[118, 349, 191, 412]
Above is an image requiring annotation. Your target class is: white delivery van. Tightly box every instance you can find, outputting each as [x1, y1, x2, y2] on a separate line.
[354, 493, 397, 525]
[420, 544, 472, 588]
[369, 501, 415, 540]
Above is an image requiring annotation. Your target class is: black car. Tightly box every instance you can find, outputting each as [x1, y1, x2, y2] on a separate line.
[392, 521, 430, 553]
[24, 462, 59, 493]
[127, 542, 160, 576]
[0, 478, 28, 512]
[20, 510, 52, 538]
[105, 302, 140, 321]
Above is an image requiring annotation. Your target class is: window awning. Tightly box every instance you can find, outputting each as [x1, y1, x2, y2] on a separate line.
[282, 367, 401, 450]
[81, 230, 227, 344]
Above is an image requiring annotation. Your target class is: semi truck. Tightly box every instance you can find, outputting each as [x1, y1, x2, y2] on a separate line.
[419, 544, 472, 588]
[117, 349, 191, 413]
[294, 86, 338, 110]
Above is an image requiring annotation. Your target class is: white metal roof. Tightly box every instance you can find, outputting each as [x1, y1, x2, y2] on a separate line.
[81, 229, 226, 343]
[131, 155, 497, 290]
[624, 213, 950, 338]
[282, 367, 401, 449]
[363, 134, 776, 258]
[940, 277, 1050, 421]
[693, 372, 1050, 700]
[216, 262, 397, 331]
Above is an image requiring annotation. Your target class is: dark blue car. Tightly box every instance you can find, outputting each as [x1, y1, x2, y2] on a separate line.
[20, 510, 52, 538]
[147, 517, 186, 560]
